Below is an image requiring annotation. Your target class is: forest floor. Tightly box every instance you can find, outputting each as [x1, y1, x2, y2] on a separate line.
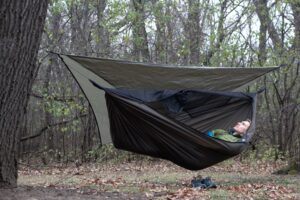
[1, 158, 299, 200]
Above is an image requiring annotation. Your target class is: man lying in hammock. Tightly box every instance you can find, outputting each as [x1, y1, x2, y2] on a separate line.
[207, 119, 251, 142]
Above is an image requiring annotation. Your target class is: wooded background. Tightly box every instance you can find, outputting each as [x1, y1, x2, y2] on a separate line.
[18, 0, 299, 169]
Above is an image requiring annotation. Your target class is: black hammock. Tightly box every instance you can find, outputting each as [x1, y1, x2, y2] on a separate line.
[93, 82, 256, 170]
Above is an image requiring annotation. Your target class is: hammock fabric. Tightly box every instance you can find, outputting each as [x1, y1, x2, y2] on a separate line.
[58, 54, 278, 170]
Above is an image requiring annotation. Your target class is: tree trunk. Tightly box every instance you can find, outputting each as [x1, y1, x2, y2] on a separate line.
[165, 0, 177, 64]
[95, 0, 110, 57]
[81, 107, 95, 162]
[45, 6, 62, 154]
[253, 0, 283, 51]
[205, 0, 227, 66]
[131, 0, 150, 62]
[256, 0, 268, 66]
[187, 0, 200, 64]
[289, 0, 300, 169]
[0, 0, 48, 188]
[152, 0, 166, 63]
[291, 1, 300, 56]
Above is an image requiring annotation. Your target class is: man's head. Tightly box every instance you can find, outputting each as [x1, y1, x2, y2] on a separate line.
[233, 119, 251, 136]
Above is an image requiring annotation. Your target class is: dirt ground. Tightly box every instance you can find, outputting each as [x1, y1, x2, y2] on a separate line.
[1, 159, 299, 200]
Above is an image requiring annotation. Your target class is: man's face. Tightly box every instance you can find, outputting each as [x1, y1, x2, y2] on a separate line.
[233, 121, 251, 135]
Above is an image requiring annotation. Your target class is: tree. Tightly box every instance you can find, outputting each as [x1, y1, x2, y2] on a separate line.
[0, 0, 49, 188]
[187, 0, 201, 64]
[205, 0, 228, 66]
[151, 0, 167, 63]
[131, 0, 150, 62]
[254, 0, 300, 169]
[94, 0, 110, 57]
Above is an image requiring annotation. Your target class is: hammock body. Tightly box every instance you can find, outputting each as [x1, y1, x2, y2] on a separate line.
[58, 54, 278, 170]
[105, 89, 252, 170]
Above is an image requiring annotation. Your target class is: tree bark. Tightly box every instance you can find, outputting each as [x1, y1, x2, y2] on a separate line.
[165, 0, 177, 64]
[187, 0, 200, 64]
[256, 0, 268, 66]
[81, 107, 95, 162]
[253, 0, 283, 51]
[95, 0, 110, 57]
[45, 5, 62, 153]
[289, 0, 300, 169]
[131, 0, 150, 62]
[152, 0, 166, 63]
[290, 1, 300, 55]
[205, 0, 228, 66]
[0, 0, 48, 188]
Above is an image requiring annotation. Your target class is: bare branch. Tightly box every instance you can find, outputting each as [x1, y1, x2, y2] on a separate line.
[20, 114, 88, 142]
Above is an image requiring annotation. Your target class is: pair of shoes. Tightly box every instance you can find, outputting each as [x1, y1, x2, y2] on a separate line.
[191, 179, 206, 188]
[191, 177, 217, 189]
[201, 177, 217, 188]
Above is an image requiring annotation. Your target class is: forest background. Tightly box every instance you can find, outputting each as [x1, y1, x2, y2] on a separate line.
[0, 0, 299, 197]
[23, 0, 299, 169]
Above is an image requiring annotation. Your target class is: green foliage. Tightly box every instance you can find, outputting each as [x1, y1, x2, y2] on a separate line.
[273, 160, 300, 175]
[247, 145, 286, 162]
[263, 147, 285, 161]
[152, 0, 171, 25]
[178, 40, 190, 57]
[31, 78, 87, 136]
[50, 0, 66, 15]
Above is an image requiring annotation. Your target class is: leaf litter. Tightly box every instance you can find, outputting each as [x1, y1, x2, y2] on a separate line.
[1, 159, 298, 200]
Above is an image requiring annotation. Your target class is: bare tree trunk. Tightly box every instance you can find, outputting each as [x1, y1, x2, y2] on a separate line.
[205, 0, 228, 66]
[80, 0, 92, 55]
[81, 107, 95, 162]
[165, 0, 176, 64]
[44, 63, 54, 152]
[256, 0, 267, 66]
[45, 7, 62, 154]
[152, 0, 166, 63]
[95, 0, 110, 57]
[131, 0, 150, 62]
[253, 0, 283, 51]
[291, 1, 300, 56]
[0, 0, 48, 188]
[187, 0, 200, 64]
[289, 0, 300, 169]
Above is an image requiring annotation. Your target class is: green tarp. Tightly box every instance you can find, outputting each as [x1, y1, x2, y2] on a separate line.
[63, 55, 277, 90]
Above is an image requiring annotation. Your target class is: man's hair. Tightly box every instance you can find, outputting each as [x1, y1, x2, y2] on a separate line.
[245, 119, 252, 124]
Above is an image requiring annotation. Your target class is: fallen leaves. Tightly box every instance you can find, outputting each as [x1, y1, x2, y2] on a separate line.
[85, 176, 125, 187]
[207, 159, 287, 176]
[17, 160, 299, 200]
[166, 188, 209, 200]
[224, 183, 297, 199]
